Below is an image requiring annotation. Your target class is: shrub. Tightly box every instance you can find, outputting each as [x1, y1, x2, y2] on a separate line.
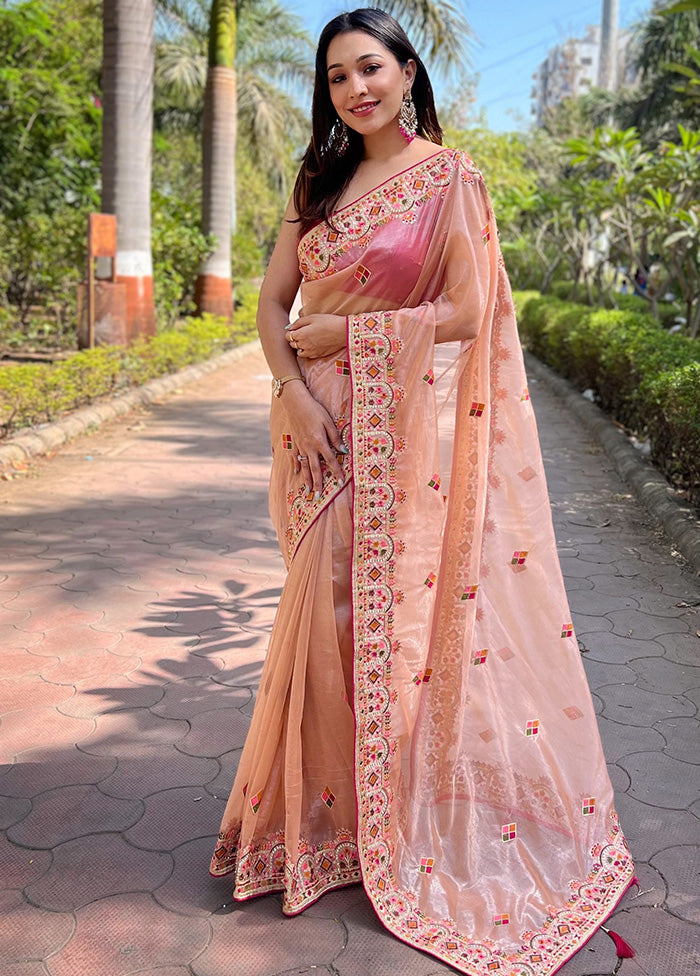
[515, 291, 700, 506]
[0, 313, 240, 437]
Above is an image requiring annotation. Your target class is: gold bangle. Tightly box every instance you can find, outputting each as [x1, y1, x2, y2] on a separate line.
[272, 374, 305, 398]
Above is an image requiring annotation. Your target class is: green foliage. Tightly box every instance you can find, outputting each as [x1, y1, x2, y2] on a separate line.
[232, 283, 260, 343]
[515, 291, 700, 504]
[0, 315, 239, 437]
[152, 187, 215, 326]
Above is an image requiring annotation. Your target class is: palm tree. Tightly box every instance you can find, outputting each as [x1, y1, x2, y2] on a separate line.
[157, 0, 474, 319]
[102, 0, 157, 339]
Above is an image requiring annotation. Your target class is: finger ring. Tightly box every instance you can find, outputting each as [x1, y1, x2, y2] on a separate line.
[297, 454, 308, 461]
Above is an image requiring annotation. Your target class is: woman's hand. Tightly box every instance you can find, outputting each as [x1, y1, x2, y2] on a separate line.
[280, 381, 347, 495]
[285, 313, 346, 360]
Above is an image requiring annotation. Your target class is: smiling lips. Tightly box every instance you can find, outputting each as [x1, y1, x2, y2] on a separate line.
[350, 101, 379, 116]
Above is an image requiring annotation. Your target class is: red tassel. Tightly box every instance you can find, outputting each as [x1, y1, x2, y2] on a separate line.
[601, 925, 636, 959]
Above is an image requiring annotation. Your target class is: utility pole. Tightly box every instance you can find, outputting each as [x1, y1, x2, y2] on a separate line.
[598, 0, 619, 90]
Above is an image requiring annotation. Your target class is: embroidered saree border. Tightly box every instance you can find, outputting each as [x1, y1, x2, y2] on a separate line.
[210, 822, 362, 914]
[347, 309, 635, 976]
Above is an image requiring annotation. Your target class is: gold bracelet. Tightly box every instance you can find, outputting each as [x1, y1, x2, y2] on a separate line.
[271, 374, 305, 398]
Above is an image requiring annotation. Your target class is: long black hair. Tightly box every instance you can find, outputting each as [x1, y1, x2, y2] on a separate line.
[292, 8, 443, 236]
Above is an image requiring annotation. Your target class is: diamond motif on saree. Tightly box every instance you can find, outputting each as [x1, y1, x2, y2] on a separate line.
[583, 797, 596, 815]
[469, 401, 485, 417]
[494, 914, 509, 926]
[561, 622, 574, 637]
[473, 649, 488, 666]
[526, 720, 540, 737]
[501, 823, 516, 842]
[419, 857, 434, 874]
[461, 584, 478, 600]
[335, 359, 350, 375]
[321, 787, 336, 808]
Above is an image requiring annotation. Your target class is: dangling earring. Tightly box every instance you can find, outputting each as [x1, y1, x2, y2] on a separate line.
[330, 118, 349, 156]
[398, 91, 417, 143]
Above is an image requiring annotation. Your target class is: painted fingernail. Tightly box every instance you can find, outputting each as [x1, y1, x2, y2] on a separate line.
[338, 444, 349, 454]
[314, 491, 320, 502]
[284, 324, 292, 330]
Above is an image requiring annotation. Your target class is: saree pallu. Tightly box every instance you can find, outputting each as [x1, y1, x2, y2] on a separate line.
[210, 148, 635, 976]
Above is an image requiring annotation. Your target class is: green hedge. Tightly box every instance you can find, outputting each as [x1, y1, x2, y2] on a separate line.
[0, 314, 237, 437]
[514, 291, 700, 506]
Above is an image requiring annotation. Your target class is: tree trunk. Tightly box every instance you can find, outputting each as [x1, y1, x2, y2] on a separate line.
[101, 0, 156, 341]
[195, 0, 237, 321]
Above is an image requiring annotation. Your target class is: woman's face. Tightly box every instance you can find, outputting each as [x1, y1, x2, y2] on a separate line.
[326, 30, 415, 138]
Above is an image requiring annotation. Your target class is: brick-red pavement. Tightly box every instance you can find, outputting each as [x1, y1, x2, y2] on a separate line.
[1, 346, 698, 975]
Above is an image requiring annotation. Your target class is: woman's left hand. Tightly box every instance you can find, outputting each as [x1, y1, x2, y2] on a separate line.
[285, 314, 346, 360]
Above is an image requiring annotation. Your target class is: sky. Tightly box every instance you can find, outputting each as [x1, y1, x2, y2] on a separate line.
[290, 0, 651, 131]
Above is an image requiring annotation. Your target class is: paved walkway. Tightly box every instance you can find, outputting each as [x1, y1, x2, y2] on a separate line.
[1, 346, 698, 976]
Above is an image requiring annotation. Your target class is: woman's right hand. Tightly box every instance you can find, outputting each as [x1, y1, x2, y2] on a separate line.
[280, 381, 347, 496]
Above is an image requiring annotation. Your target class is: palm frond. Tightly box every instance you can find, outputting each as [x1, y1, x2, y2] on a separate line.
[376, 0, 474, 78]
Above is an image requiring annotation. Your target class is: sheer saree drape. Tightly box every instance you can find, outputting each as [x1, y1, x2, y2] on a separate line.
[210, 149, 634, 976]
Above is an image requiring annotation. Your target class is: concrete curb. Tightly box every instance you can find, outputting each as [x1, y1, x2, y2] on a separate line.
[524, 350, 700, 577]
[0, 339, 262, 469]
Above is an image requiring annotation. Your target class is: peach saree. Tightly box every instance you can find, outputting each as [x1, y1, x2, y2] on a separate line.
[210, 149, 635, 975]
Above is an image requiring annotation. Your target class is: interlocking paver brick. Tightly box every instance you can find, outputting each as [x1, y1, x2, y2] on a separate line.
[629, 656, 700, 694]
[0, 747, 116, 798]
[606, 607, 691, 639]
[123, 786, 221, 850]
[25, 833, 172, 911]
[150, 677, 250, 720]
[79, 708, 187, 758]
[613, 791, 700, 861]
[7, 784, 142, 848]
[649, 846, 700, 924]
[599, 683, 696, 726]
[191, 894, 347, 976]
[0, 677, 73, 714]
[153, 836, 229, 916]
[595, 715, 666, 764]
[0, 831, 51, 888]
[100, 751, 219, 799]
[603, 907, 700, 976]
[59, 674, 163, 719]
[0, 796, 31, 830]
[0, 889, 74, 962]
[1, 346, 698, 975]
[620, 752, 700, 809]
[0, 708, 93, 763]
[176, 706, 250, 758]
[45, 892, 209, 976]
[655, 631, 700, 667]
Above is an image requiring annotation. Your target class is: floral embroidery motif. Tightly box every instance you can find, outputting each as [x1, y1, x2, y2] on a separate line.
[583, 797, 596, 815]
[561, 622, 574, 638]
[502, 822, 517, 842]
[526, 720, 540, 737]
[298, 150, 466, 279]
[210, 824, 361, 913]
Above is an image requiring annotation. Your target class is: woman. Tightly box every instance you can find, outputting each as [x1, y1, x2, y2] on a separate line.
[210, 9, 636, 974]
